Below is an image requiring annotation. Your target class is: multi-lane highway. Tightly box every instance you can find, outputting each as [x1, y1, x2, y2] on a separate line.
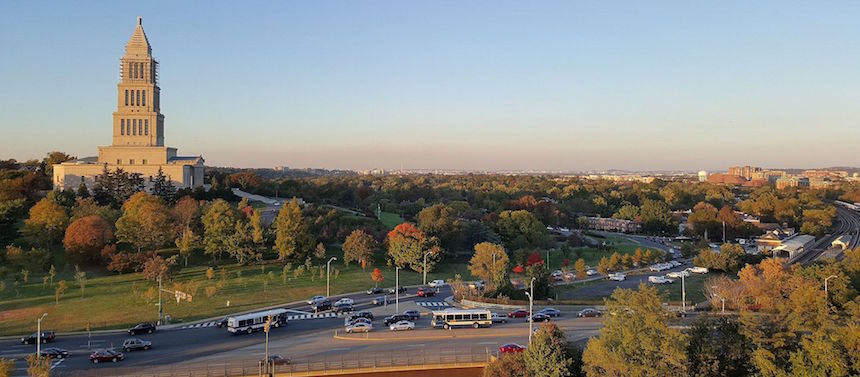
[0, 285, 604, 377]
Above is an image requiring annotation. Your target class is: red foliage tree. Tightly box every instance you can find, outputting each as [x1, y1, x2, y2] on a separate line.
[562, 258, 571, 268]
[512, 264, 524, 274]
[371, 267, 384, 287]
[526, 251, 544, 267]
[63, 215, 113, 263]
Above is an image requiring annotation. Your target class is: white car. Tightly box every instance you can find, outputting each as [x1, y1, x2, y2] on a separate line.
[608, 273, 626, 281]
[389, 320, 415, 331]
[552, 270, 563, 277]
[666, 270, 690, 279]
[306, 295, 327, 305]
[648, 276, 674, 284]
[586, 269, 598, 276]
[345, 322, 372, 333]
[429, 280, 446, 288]
[334, 298, 354, 306]
[688, 267, 709, 274]
[669, 260, 682, 268]
[649, 264, 664, 272]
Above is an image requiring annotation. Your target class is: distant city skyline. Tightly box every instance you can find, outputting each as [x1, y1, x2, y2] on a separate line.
[2, 2, 860, 171]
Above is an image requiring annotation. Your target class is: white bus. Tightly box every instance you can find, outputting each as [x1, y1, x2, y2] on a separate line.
[431, 308, 492, 329]
[227, 308, 288, 334]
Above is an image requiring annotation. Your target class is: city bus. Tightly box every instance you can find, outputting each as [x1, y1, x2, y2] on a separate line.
[227, 308, 288, 334]
[431, 308, 492, 329]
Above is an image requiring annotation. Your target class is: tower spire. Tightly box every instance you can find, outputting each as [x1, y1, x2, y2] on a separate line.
[137, 16, 142, 26]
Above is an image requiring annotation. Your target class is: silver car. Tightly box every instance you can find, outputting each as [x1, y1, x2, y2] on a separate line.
[345, 322, 373, 333]
[389, 320, 415, 331]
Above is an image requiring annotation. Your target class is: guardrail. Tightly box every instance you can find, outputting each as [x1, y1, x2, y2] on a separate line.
[53, 346, 491, 377]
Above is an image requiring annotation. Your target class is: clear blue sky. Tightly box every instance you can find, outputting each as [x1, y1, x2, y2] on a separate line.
[2, 1, 859, 171]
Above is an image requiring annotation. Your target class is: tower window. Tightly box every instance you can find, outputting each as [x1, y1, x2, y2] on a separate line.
[136, 90, 140, 106]
[121, 119, 125, 135]
[142, 90, 146, 107]
[142, 159, 147, 165]
[125, 90, 129, 106]
[139, 122, 142, 136]
[117, 159, 121, 165]
[130, 159, 135, 165]
[144, 119, 149, 135]
[132, 119, 137, 135]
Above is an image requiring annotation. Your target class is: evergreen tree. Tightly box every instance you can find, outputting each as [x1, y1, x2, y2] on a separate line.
[76, 182, 90, 198]
[151, 167, 177, 204]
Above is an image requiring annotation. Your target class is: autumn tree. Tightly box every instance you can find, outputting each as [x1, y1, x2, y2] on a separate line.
[226, 217, 258, 265]
[175, 226, 198, 266]
[371, 267, 384, 287]
[417, 203, 463, 251]
[800, 207, 836, 237]
[0, 358, 13, 377]
[55, 280, 67, 304]
[386, 223, 442, 272]
[26, 353, 51, 377]
[632, 248, 643, 267]
[172, 196, 200, 234]
[639, 199, 675, 234]
[686, 316, 754, 377]
[483, 352, 527, 377]
[574, 258, 586, 279]
[142, 254, 177, 282]
[23, 197, 69, 247]
[202, 199, 239, 263]
[495, 210, 549, 250]
[273, 198, 315, 262]
[73, 265, 87, 298]
[115, 192, 173, 253]
[70, 197, 119, 224]
[468, 242, 509, 290]
[524, 323, 574, 377]
[63, 215, 113, 263]
[693, 243, 745, 272]
[583, 284, 687, 376]
[687, 201, 720, 240]
[228, 171, 262, 190]
[342, 230, 377, 268]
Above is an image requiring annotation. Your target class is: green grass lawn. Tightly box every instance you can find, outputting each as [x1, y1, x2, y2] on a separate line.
[377, 212, 404, 230]
[0, 248, 471, 336]
[655, 272, 726, 303]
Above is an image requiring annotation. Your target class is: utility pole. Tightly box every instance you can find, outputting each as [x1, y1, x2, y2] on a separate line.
[36, 313, 47, 359]
[681, 274, 686, 313]
[396, 267, 400, 313]
[722, 221, 726, 243]
[264, 315, 271, 375]
[527, 277, 535, 345]
[157, 276, 162, 325]
[327, 257, 337, 297]
[423, 252, 430, 286]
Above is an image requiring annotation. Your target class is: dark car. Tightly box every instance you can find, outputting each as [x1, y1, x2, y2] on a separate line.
[403, 310, 420, 321]
[266, 354, 291, 366]
[577, 308, 602, 318]
[417, 287, 436, 297]
[383, 314, 411, 326]
[21, 331, 55, 344]
[354, 311, 374, 321]
[128, 322, 156, 335]
[89, 349, 124, 363]
[531, 313, 551, 322]
[40, 347, 70, 359]
[122, 338, 152, 352]
[366, 287, 383, 295]
[387, 287, 407, 294]
[507, 309, 529, 318]
[538, 308, 561, 317]
[215, 317, 228, 328]
[312, 300, 332, 313]
[499, 343, 526, 354]
[333, 303, 354, 314]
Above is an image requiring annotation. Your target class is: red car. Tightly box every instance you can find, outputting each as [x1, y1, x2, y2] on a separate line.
[89, 349, 124, 364]
[499, 343, 526, 354]
[507, 309, 529, 318]
[417, 288, 436, 297]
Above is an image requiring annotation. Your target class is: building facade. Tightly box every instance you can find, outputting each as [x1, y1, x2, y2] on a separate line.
[582, 216, 642, 233]
[54, 18, 203, 191]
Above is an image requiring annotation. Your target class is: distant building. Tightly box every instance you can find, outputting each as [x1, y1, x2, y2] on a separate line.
[707, 173, 746, 185]
[582, 216, 641, 233]
[809, 178, 832, 189]
[728, 166, 761, 181]
[775, 176, 810, 190]
[772, 234, 815, 260]
[697, 170, 708, 182]
[755, 227, 797, 253]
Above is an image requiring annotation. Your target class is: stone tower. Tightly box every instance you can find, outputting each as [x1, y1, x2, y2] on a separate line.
[112, 17, 165, 147]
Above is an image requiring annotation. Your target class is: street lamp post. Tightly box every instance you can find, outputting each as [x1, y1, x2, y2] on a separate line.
[681, 274, 686, 313]
[326, 257, 337, 297]
[36, 313, 47, 359]
[721, 297, 726, 314]
[396, 267, 401, 313]
[527, 277, 535, 344]
[423, 252, 431, 286]
[824, 274, 838, 296]
[264, 315, 271, 374]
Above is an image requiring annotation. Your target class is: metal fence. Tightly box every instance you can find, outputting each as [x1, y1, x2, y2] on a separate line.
[53, 346, 491, 377]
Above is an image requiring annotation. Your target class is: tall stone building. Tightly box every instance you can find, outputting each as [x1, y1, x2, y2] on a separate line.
[53, 17, 204, 191]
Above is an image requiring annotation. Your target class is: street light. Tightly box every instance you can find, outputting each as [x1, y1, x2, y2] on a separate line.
[326, 257, 337, 297]
[824, 274, 838, 296]
[681, 274, 686, 314]
[423, 252, 431, 286]
[37, 313, 47, 359]
[264, 315, 271, 374]
[396, 267, 401, 313]
[710, 287, 726, 314]
[527, 277, 535, 345]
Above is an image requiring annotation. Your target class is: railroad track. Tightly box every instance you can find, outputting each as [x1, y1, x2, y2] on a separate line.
[794, 207, 858, 264]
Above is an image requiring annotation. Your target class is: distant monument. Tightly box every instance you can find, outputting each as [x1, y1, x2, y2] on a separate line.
[53, 17, 204, 191]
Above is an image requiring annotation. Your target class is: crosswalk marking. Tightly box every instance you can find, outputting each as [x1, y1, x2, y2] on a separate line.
[416, 301, 449, 307]
[179, 312, 338, 329]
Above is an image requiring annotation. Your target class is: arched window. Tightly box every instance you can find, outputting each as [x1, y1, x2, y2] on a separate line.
[121, 119, 125, 135]
[139, 122, 142, 136]
[133, 119, 137, 135]
[136, 90, 140, 106]
[144, 119, 148, 135]
[142, 90, 146, 107]
[125, 90, 129, 106]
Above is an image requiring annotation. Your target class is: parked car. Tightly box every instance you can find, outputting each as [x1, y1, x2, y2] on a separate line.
[306, 295, 327, 305]
[688, 267, 709, 274]
[334, 298, 354, 306]
[586, 268, 598, 276]
[333, 303, 354, 314]
[666, 270, 691, 279]
[39, 347, 69, 359]
[403, 310, 421, 321]
[389, 320, 415, 331]
[345, 322, 372, 333]
[128, 322, 156, 335]
[428, 279, 446, 288]
[577, 308, 602, 318]
[21, 331, 55, 345]
[417, 287, 436, 297]
[89, 349, 123, 363]
[507, 309, 530, 318]
[499, 343, 526, 354]
[538, 308, 561, 317]
[366, 287, 383, 295]
[311, 300, 332, 313]
[648, 276, 674, 284]
[669, 260, 683, 268]
[608, 273, 626, 281]
[122, 338, 152, 352]
[531, 313, 551, 322]
[490, 313, 508, 324]
[371, 296, 386, 306]
[387, 287, 407, 294]
[266, 354, 291, 366]
[383, 314, 411, 326]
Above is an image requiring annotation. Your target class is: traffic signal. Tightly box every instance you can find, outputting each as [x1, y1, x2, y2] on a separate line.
[264, 315, 272, 333]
